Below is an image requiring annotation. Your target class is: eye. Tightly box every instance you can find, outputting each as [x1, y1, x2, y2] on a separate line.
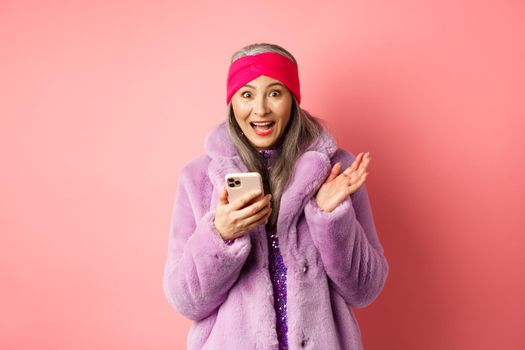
[269, 90, 281, 97]
[241, 91, 252, 98]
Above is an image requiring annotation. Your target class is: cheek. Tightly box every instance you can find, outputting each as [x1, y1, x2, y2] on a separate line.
[232, 112, 253, 135]
[232, 103, 250, 120]
[279, 116, 291, 133]
[275, 103, 292, 127]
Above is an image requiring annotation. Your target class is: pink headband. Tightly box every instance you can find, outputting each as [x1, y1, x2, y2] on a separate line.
[226, 52, 301, 105]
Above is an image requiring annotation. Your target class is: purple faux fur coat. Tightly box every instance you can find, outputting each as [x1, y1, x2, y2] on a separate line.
[163, 121, 389, 350]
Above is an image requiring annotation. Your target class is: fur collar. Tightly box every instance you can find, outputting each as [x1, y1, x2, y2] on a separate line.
[204, 121, 339, 238]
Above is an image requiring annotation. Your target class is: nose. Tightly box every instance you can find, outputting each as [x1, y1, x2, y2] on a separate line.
[253, 94, 270, 116]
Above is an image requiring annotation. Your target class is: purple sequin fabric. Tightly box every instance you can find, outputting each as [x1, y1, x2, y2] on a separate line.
[259, 149, 289, 350]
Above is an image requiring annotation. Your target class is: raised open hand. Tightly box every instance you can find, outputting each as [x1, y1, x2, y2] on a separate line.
[315, 152, 371, 212]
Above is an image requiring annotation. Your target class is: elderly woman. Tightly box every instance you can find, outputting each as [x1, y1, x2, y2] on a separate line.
[163, 43, 389, 350]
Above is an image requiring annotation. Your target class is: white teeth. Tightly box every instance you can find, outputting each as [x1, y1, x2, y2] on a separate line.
[251, 122, 274, 126]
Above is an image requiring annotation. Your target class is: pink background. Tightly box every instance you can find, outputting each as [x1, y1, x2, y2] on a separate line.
[1, 1, 524, 349]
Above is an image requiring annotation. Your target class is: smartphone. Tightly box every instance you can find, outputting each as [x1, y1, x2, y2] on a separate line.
[225, 172, 264, 204]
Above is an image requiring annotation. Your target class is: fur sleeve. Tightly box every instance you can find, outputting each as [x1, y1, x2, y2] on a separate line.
[304, 149, 389, 308]
[162, 160, 252, 321]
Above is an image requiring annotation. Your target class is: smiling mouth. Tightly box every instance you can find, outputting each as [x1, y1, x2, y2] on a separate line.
[250, 121, 275, 136]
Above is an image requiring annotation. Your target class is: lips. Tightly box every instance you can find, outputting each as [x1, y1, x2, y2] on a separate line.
[250, 121, 275, 136]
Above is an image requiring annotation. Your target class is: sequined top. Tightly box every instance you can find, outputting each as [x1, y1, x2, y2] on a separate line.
[259, 148, 289, 350]
[224, 149, 289, 348]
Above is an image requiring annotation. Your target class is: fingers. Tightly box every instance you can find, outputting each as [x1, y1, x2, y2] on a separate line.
[347, 169, 369, 195]
[343, 152, 364, 176]
[218, 186, 229, 205]
[340, 152, 371, 196]
[316, 152, 372, 211]
[230, 198, 272, 237]
[235, 194, 272, 221]
[241, 201, 272, 227]
[230, 189, 264, 210]
[241, 208, 272, 234]
[343, 152, 370, 176]
[326, 162, 342, 182]
[358, 152, 371, 173]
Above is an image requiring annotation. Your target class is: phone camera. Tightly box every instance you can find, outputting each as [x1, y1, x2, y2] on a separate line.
[227, 177, 241, 188]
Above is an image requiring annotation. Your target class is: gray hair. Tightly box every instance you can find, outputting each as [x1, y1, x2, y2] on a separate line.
[227, 43, 325, 230]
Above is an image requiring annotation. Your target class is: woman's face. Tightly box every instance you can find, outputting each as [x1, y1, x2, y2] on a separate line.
[231, 75, 293, 150]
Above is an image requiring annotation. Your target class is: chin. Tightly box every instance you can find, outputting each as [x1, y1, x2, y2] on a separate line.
[253, 142, 271, 149]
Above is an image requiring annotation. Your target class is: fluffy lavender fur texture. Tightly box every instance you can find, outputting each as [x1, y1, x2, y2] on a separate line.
[163, 121, 389, 349]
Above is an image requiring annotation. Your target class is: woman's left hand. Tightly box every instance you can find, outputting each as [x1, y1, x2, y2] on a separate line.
[315, 152, 371, 212]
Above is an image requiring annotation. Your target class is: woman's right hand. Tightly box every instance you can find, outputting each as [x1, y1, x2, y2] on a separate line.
[214, 186, 272, 241]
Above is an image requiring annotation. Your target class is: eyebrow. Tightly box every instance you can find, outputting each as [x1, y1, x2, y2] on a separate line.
[242, 82, 285, 89]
